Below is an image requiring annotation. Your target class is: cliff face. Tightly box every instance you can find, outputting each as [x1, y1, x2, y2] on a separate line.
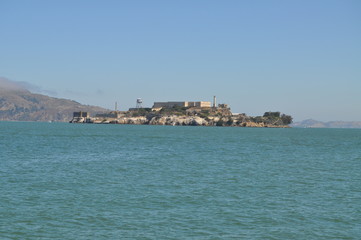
[0, 89, 108, 122]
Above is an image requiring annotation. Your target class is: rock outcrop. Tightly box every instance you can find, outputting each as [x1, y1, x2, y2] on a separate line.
[148, 116, 207, 126]
[74, 114, 291, 128]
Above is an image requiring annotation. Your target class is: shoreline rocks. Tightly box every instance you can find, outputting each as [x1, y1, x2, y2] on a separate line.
[70, 114, 290, 128]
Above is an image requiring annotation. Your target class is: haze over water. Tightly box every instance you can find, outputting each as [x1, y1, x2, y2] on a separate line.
[1, 122, 360, 239]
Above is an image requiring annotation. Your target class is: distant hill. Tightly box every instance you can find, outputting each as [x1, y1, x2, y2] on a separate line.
[0, 78, 108, 122]
[291, 119, 361, 128]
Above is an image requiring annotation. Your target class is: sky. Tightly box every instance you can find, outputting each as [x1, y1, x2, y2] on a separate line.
[1, 0, 360, 121]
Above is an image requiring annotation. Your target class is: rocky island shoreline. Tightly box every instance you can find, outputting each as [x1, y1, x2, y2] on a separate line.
[70, 101, 292, 128]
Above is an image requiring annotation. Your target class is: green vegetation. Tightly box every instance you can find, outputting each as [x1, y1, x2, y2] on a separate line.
[130, 108, 152, 117]
[159, 106, 188, 116]
[199, 109, 210, 118]
[259, 112, 293, 126]
[281, 114, 293, 125]
[263, 111, 281, 118]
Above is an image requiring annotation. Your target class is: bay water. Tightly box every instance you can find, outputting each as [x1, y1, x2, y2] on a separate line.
[1, 122, 360, 239]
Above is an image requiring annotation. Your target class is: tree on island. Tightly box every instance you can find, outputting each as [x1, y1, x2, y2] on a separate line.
[262, 112, 293, 125]
[281, 114, 293, 125]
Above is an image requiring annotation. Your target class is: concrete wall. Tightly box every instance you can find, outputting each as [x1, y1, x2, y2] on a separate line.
[188, 101, 212, 108]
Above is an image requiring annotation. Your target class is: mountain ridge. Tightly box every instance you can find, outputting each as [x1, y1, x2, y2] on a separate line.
[0, 84, 108, 122]
[291, 119, 361, 128]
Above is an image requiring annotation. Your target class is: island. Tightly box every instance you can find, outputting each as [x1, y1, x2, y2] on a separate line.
[70, 99, 293, 128]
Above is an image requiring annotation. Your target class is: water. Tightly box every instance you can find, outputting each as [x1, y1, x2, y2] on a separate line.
[1, 122, 360, 239]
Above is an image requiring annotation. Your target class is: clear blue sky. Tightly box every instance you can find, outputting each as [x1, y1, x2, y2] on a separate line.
[1, 0, 360, 121]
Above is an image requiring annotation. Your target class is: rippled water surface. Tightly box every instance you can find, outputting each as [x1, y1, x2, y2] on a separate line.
[1, 122, 360, 239]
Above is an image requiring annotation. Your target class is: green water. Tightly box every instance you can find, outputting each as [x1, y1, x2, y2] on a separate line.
[1, 122, 360, 239]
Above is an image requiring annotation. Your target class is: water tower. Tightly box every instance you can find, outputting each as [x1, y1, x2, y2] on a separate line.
[136, 98, 143, 109]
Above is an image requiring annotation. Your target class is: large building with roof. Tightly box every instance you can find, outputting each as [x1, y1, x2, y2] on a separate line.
[152, 101, 211, 109]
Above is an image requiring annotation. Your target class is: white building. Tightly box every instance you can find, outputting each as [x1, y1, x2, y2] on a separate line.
[152, 101, 211, 109]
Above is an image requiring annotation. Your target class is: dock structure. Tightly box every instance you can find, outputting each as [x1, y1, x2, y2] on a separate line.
[70, 111, 90, 123]
[73, 111, 90, 118]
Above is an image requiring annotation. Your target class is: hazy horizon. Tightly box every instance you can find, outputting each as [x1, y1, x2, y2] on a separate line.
[1, 1, 360, 122]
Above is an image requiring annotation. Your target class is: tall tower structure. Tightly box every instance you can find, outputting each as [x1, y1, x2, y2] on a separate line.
[115, 101, 118, 111]
[213, 96, 217, 108]
[136, 98, 143, 109]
